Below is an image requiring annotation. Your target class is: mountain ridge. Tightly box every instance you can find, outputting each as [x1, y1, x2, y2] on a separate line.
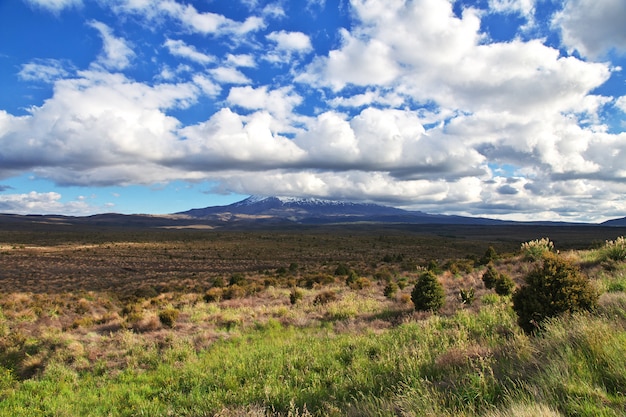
[178, 196, 509, 225]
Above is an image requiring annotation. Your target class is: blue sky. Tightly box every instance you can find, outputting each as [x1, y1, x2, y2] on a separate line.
[0, 0, 625, 222]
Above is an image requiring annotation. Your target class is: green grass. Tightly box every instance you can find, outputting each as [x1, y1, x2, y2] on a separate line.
[2, 230, 626, 416]
[2, 296, 624, 416]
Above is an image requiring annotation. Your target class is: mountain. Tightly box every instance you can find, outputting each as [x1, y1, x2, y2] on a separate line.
[176, 196, 506, 225]
[602, 217, 626, 227]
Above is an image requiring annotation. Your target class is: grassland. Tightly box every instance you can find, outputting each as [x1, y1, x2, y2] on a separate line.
[0, 222, 625, 416]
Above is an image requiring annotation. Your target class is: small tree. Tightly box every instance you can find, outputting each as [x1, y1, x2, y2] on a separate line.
[494, 273, 514, 296]
[512, 254, 598, 333]
[482, 264, 499, 289]
[411, 271, 445, 312]
[480, 245, 498, 265]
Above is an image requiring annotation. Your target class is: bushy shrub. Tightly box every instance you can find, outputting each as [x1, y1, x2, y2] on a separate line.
[520, 238, 555, 261]
[345, 271, 359, 286]
[411, 271, 445, 312]
[350, 277, 371, 290]
[482, 264, 499, 289]
[158, 308, 179, 328]
[383, 281, 398, 298]
[289, 288, 303, 305]
[598, 236, 626, 262]
[229, 273, 245, 286]
[313, 291, 337, 306]
[334, 263, 351, 276]
[479, 245, 498, 265]
[482, 264, 515, 295]
[494, 273, 514, 296]
[204, 287, 223, 302]
[512, 253, 598, 333]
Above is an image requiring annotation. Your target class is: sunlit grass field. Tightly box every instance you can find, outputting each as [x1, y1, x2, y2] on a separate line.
[1, 225, 625, 416]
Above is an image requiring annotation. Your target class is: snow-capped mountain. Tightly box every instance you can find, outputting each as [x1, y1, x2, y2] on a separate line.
[176, 196, 504, 225]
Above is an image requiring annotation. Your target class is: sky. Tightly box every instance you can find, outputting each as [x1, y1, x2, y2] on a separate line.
[0, 0, 625, 222]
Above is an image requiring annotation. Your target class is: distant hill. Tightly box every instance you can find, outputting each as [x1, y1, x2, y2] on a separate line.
[176, 196, 507, 225]
[602, 217, 626, 227]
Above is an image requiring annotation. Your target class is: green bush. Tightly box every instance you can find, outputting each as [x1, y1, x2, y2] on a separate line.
[512, 254, 598, 333]
[482, 264, 499, 289]
[313, 291, 337, 306]
[158, 308, 179, 328]
[494, 273, 514, 296]
[479, 245, 498, 265]
[334, 263, 351, 276]
[383, 281, 398, 298]
[411, 271, 445, 312]
[289, 288, 303, 305]
[204, 287, 223, 302]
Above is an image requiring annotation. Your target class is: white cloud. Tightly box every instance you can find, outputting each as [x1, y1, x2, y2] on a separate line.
[488, 0, 535, 17]
[178, 109, 305, 169]
[18, 59, 72, 83]
[225, 54, 256, 68]
[328, 89, 404, 108]
[23, 0, 81, 13]
[0, 191, 97, 215]
[226, 86, 303, 123]
[192, 74, 221, 97]
[164, 39, 215, 65]
[209, 67, 251, 84]
[114, 0, 265, 36]
[616, 96, 626, 113]
[88, 20, 135, 70]
[553, 0, 626, 58]
[0, 70, 199, 184]
[265, 30, 313, 64]
[267, 31, 312, 53]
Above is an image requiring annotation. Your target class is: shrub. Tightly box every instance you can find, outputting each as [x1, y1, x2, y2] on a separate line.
[480, 245, 498, 265]
[383, 281, 398, 298]
[334, 263, 351, 276]
[289, 288, 303, 305]
[520, 238, 555, 261]
[494, 273, 514, 296]
[411, 271, 445, 312]
[350, 277, 371, 290]
[482, 264, 499, 289]
[512, 253, 598, 333]
[345, 271, 359, 286]
[313, 291, 337, 306]
[598, 236, 626, 262]
[459, 287, 475, 305]
[158, 308, 179, 328]
[204, 287, 223, 302]
[229, 273, 245, 286]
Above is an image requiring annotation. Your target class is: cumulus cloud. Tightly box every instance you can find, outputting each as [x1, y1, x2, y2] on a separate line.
[553, 0, 626, 58]
[3, 0, 626, 221]
[265, 31, 313, 64]
[226, 86, 303, 126]
[0, 70, 198, 184]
